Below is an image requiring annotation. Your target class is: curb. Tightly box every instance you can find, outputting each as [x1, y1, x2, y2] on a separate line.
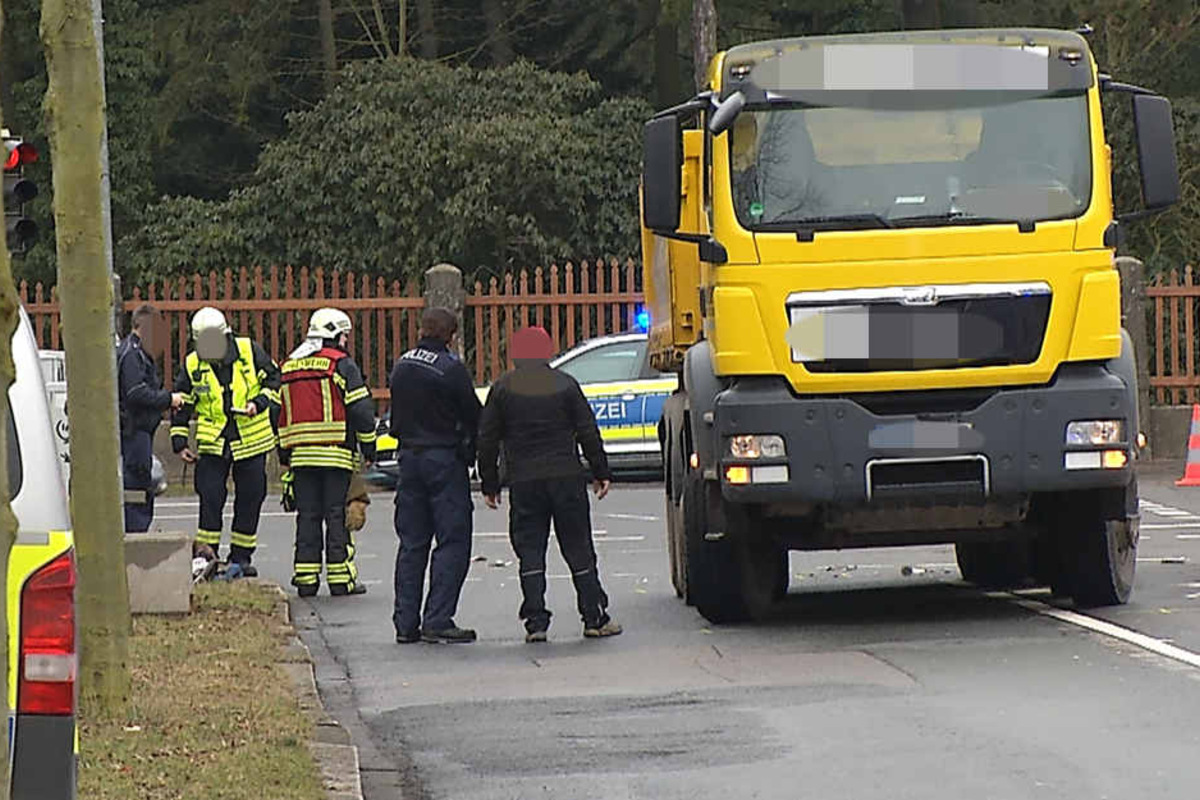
[261, 582, 366, 800]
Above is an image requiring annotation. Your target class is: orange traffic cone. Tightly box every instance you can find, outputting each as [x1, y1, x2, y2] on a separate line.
[1176, 404, 1200, 486]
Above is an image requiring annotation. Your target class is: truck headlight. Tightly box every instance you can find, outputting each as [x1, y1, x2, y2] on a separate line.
[1065, 420, 1123, 446]
[730, 434, 786, 459]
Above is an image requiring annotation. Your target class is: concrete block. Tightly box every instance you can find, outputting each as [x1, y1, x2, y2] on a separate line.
[124, 532, 193, 614]
[1149, 406, 1194, 461]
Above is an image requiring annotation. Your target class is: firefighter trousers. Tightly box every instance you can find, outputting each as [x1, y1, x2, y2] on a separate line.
[194, 452, 267, 564]
[291, 467, 356, 590]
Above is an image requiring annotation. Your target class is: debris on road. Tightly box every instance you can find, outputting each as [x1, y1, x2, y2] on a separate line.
[472, 555, 488, 563]
[491, 559, 512, 568]
[900, 565, 927, 577]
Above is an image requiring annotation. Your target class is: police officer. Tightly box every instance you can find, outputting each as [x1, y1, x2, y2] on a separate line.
[170, 307, 281, 575]
[279, 308, 377, 597]
[118, 303, 186, 532]
[390, 307, 482, 644]
[477, 326, 621, 642]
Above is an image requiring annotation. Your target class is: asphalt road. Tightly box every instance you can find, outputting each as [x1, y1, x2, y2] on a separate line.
[155, 466, 1200, 800]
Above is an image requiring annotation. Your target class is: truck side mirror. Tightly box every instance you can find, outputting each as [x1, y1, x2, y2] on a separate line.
[1130, 94, 1180, 214]
[642, 116, 681, 233]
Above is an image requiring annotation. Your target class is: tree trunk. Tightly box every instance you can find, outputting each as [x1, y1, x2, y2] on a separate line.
[901, 0, 941, 29]
[692, 0, 717, 92]
[398, 0, 407, 57]
[318, 0, 338, 90]
[655, 21, 682, 107]
[0, 13, 23, 796]
[483, 0, 514, 66]
[416, 0, 437, 58]
[41, 0, 131, 713]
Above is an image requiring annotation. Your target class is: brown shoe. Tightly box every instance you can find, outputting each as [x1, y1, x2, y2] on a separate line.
[583, 620, 622, 638]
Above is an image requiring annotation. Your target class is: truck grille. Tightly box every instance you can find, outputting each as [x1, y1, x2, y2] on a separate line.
[787, 282, 1051, 373]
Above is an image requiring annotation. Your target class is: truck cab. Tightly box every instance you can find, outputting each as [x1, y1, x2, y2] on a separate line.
[642, 28, 1180, 623]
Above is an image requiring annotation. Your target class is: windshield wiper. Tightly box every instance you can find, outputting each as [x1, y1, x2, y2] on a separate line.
[756, 214, 895, 241]
[891, 212, 1037, 233]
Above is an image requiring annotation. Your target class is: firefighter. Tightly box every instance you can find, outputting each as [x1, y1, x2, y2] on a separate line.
[118, 303, 186, 532]
[279, 307, 377, 597]
[170, 307, 281, 575]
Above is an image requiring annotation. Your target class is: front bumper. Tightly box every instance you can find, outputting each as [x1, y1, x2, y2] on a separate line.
[714, 362, 1135, 506]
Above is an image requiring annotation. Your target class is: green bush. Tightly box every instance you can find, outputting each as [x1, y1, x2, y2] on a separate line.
[121, 59, 653, 285]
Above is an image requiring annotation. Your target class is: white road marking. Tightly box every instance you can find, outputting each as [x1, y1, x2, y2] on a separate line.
[1142, 523, 1200, 530]
[473, 530, 609, 538]
[154, 512, 293, 520]
[604, 513, 661, 522]
[1177, 534, 1200, 540]
[1009, 596, 1200, 670]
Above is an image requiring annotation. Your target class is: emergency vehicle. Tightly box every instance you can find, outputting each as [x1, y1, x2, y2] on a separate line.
[368, 330, 677, 488]
[7, 307, 77, 799]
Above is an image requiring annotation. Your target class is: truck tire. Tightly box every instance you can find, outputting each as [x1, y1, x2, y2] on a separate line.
[1066, 482, 1138, 608]
[666, 492, 686, 600]
[954, 537, 1032, 589]
[683, 469, 780, 624]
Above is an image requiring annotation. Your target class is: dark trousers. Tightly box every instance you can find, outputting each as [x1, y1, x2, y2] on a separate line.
[121, 429, 155, 533]
[393, 447, 473, 634]
[291, 467, 355, 589]
[509, 477, 610, 632]
[194, 452, 267, 564]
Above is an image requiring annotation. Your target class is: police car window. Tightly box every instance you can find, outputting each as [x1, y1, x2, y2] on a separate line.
[556, 342, 646, 384]
[5, 397, 21, 501]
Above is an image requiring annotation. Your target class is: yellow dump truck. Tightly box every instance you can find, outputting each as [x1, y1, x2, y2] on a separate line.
[641, 28, 1181, 623]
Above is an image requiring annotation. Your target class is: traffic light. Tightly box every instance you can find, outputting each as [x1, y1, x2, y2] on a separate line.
[3, 129, 39, 255]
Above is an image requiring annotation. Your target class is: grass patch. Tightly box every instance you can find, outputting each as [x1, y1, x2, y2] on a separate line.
[78, 582, 325, 800]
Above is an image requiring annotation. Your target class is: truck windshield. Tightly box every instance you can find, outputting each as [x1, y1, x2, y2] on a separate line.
[728, 94, 1092, 231]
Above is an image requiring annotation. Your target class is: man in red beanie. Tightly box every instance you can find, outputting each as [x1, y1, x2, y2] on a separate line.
[477, 326, 621, 642]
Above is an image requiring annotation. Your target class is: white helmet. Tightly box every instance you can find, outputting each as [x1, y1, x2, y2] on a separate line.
[307, 307, 353, 340]
[190, 306, 230, 338]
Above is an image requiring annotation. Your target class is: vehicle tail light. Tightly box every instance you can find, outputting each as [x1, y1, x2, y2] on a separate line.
[18, 549, 76, 716]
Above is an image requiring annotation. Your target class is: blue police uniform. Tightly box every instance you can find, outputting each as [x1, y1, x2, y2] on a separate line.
[389, 336, 482, 641]
[117, 332, 173, 532]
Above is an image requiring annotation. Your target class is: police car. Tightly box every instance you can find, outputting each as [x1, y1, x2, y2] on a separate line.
[8, 308, 78, 799]
[367, 331, 678, 488]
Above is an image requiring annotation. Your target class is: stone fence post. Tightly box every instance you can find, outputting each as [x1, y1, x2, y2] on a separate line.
[424, 263, 466, 358]
[1117, 256, 1154, 459]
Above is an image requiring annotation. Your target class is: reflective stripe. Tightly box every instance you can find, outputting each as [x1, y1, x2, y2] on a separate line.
[326, 541, 358, 586]
[356, 430, 377, 443]
[169, 426, 190, 438]
[288, 445, 355, 470]
[293, 563, 321, 574]
[230, 531, 257, 549]
[123, 489, 149, 504]
[196, 529, 221, 545]
[292, 573, 319, 586]
[344, 386, 370, 404]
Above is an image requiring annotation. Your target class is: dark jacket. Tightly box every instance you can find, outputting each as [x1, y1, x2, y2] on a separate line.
[389, 337, 482, 453]
[476, 360, 611, 495]
[170, 335, 282, 453]
[117, 332, 171, 435]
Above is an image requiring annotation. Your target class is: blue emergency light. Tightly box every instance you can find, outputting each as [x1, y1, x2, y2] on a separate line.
[635, 308, 650, 332]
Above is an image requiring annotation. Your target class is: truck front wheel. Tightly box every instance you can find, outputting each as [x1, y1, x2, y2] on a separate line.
[1064, 482, 1139, 608]
[954, 537, 1033, 589]
[683, 469, 783, 624]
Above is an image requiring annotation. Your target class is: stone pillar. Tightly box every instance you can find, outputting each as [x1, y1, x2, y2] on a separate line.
[423, 263, 466, 357]
[1117, 256, 1154, 459]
